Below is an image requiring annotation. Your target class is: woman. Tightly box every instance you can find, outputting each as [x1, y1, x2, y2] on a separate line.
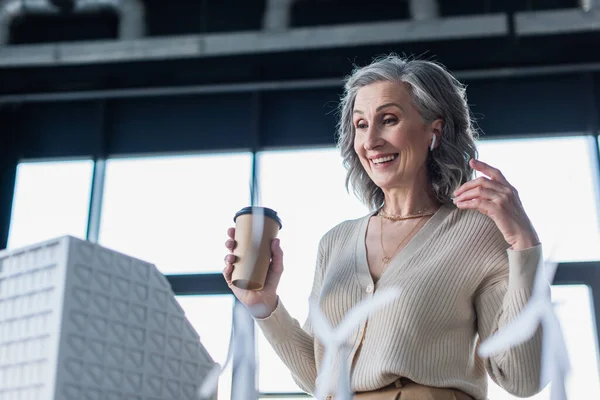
[223, 55, 542, 400]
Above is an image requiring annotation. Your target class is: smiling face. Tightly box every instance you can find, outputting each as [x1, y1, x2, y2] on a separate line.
[352, 80, 438, 192]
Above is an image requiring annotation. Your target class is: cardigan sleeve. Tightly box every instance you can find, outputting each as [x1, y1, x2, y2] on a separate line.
[254, 237, 327, 394]
[474, 244, 544, 397]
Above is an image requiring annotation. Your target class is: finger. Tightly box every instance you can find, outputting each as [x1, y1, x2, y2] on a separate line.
[270, 238, 284, 273]
[470, 159, 509, 185]
[227, 227, 236, 240]
[454, 197, 495, 216]
[224, 253, 237, 265]
[225, 238, 236, 251]
[454, 176, 489, 197]
[223, 263, 234, 283]
[264, 239, 284, 290]
[454, 186, 504, 204]
[454, 176, 510, 198]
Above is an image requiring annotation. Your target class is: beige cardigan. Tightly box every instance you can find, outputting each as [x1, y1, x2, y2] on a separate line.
[256, 204, 543, 400]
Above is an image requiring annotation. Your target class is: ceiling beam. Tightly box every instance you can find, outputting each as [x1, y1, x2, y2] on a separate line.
[516, 8, 600, 36]
[3, 61, 600, 104]
[0, 14, 508, 67]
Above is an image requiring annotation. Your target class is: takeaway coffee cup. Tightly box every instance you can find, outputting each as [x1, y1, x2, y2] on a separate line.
[231, 206, 282, 291]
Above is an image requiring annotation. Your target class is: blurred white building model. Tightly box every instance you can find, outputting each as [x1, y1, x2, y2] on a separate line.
[0, 236, 217, 400]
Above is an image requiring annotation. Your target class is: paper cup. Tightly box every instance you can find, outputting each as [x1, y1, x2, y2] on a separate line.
[232, 206, 282, 291]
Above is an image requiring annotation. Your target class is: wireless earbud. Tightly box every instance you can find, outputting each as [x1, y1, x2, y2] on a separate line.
[430, 135, 437, 151]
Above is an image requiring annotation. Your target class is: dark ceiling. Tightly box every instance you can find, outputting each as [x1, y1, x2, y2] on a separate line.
[9, 0, 579, 42]
[0, 0, 595, 96]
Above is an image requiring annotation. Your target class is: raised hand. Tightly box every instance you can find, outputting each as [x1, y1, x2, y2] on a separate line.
[223, 227, 283, 318]
[453, 159, 540, 250]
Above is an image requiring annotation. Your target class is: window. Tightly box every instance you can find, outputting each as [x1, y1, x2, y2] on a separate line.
[256, 148, 368, 393]
[98, 153, 252, 274]
[477, 136, 600, 262]
[8, 159, 94, 248]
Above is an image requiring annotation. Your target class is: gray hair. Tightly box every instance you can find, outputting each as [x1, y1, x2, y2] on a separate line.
[336, 54, 479, 210]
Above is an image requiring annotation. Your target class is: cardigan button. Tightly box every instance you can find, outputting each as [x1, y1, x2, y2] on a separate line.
[366, 284, 374, 293]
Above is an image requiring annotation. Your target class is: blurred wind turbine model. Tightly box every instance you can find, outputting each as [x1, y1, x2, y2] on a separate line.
[310, 288, 401, 400]
[478, 260, 570, 400]
[198, 300, 266, 400]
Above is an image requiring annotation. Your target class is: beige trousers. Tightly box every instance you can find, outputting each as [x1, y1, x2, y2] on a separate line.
[350, 379, 475, 400]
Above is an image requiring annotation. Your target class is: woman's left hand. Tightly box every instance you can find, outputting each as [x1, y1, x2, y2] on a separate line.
[453, 159, 540, 251]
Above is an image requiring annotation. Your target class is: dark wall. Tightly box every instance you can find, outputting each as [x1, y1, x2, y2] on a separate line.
[5, 72, 597, 160]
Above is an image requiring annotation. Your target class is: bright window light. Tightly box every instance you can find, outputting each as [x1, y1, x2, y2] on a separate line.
[8, 159, 94, 249]
[477, 136, 600, 262]
[98, 153, 252, 274]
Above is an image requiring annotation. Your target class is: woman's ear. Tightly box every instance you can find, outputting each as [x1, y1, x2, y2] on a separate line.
[430, 119, 444, 150]
[432, 119, 443, 135]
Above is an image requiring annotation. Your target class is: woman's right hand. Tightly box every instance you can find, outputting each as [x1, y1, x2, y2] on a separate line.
[223, 227, 284, 318]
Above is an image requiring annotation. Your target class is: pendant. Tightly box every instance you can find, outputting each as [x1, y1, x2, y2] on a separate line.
[382, 256, 391, 264]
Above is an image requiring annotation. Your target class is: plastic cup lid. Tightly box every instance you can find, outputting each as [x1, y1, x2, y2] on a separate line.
[234, 206, 282, 229]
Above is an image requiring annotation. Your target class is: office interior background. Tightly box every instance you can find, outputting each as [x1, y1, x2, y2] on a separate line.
[1, 0, 600, 398]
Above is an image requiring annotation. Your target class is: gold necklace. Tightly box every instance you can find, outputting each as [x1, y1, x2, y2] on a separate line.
[378, 205, 436, 221]
[379, 215, 425, 266]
